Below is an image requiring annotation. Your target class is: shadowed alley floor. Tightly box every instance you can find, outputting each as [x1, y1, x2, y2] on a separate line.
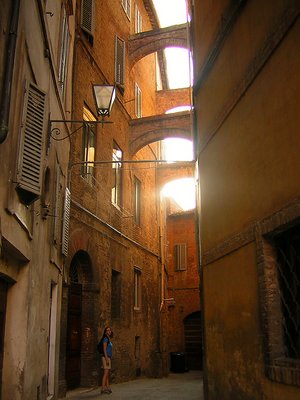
[64, 370, 204, 400]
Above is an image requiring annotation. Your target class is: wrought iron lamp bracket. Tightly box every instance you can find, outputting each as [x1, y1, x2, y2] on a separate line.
[49, 119, 113, 141]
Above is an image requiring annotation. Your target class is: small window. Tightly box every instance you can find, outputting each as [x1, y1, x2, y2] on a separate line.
[81, 107, 96, 184]
[61, 187, 71, 257]
[52, 162, 63, 247]
[135, 5, 142, 33]
[175, 243, 187, 271]
[134, 268, 141, 310]
[115, 36, 125, 87]
[135, 336, 141, 359]
[81, 0, 94, 43]
[135, 83, 142, 118]
[111, 270, 121, 318]
[121, 0, 131, 19]
[58, 6, 70, 98]
[112, 141, 123, 207]
[16, 82, 47, 205]
[133, 176, 141, 225]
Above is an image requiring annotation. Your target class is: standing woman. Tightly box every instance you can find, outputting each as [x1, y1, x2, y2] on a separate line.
[99, 326, 113, 394]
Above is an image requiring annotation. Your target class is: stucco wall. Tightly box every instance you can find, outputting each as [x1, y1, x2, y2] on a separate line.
[193, 0, 300, 399]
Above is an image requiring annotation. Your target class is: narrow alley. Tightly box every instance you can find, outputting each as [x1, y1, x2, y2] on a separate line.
[1, 1, 300, 399]
[64, 371, 203, 400]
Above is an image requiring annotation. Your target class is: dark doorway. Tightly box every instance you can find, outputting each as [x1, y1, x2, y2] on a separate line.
[66, 282, 82, 389]
[184, 311, 202, 370]
[65, 250, 94, 389]
[0, 279, 8, 400]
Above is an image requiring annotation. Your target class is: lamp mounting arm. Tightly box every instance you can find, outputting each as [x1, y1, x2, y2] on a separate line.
[49, 119, 113, 142]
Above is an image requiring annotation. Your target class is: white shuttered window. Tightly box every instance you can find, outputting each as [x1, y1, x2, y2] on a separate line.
[175, 243, 187, 271]
[122, 0, 131, 19]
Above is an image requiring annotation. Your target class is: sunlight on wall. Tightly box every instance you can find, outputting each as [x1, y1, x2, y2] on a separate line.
[162, 178, 196, 211]
[163, 138, 193, 161]
[165, 105, 192, 114]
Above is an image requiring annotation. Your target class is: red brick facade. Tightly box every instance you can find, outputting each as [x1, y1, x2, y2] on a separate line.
[58, 0, 193, 394]
[165, 209, 201, 370]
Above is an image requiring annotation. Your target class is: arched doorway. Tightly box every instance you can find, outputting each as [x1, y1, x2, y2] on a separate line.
[65, 250, 94, 389]
[184, 311, 202, 370]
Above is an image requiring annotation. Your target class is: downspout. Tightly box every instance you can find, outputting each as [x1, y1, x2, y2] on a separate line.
[0, 0, 21, 143]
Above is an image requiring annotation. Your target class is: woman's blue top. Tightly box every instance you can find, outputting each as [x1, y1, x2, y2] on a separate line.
[103, 337, 113, 358]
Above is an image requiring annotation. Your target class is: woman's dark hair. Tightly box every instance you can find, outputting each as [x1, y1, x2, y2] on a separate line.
[101, 326, 113, 339]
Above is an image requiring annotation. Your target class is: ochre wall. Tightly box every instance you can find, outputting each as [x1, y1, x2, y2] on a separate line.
[193, 0, 300, 398]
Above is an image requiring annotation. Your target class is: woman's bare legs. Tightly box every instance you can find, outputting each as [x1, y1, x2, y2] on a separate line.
[101, 369, 111, 392]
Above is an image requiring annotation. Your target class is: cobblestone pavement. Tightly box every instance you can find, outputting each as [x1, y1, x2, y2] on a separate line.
[64, 370, 204, 400]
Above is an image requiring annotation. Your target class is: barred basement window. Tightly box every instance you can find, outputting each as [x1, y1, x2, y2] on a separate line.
[175, 243, 187, 271]
[256, 206, 300, 387]
[273, 224, 300, 359]
[16, 82, 47, 205]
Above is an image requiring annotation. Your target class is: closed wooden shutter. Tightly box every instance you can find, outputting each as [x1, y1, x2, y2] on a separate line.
[81, 0, 94, 35]
[62, 188, 71, 256]
[17, 82, 47, 204]
[175, 243, 187, 271]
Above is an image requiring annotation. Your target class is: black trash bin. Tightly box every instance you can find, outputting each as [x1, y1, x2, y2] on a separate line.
[170, 352, 186, 373]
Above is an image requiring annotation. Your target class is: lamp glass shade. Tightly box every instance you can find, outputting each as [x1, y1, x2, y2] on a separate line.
[93, 84, 116, 116]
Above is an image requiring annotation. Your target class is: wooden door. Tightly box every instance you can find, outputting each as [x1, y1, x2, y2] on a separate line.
[66, 282, 82, 389]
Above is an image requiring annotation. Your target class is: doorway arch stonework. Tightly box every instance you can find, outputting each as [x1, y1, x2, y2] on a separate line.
[59, 230, 100, 396]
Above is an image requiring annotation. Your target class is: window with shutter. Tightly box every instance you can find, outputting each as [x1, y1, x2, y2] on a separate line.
[115, 36, 125, 87]
[135, 6, 142, 33]
[122, 0, 131, 19]
[134, 268, 142, 310]
[58, 6, 70, 98]
[135, 83, 142, 118]
[16, 82, 47, 205]
[81, 106, 96, 184]
[111, 270, 121, 318]
[53, 162, 63, 246]
[133, 176, 141, 225]
[81, 0, 94, 40]
[175, 243, 187, 271]
[112, 141, 123, 207]
[62, 187, 71, 256]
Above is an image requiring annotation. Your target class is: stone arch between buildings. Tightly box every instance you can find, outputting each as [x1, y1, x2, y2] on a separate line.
[128, 23, 188, 66]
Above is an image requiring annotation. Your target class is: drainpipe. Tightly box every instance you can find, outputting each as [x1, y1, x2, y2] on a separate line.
[0, 0, 20, 144]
